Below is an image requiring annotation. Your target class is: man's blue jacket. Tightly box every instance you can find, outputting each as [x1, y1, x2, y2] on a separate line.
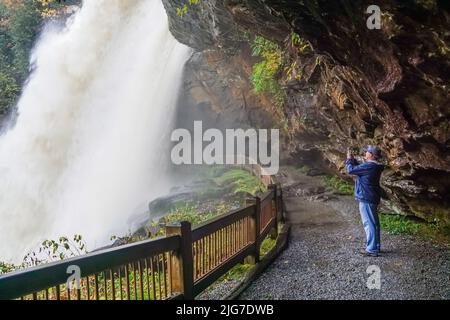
[345, 158, 384, 205]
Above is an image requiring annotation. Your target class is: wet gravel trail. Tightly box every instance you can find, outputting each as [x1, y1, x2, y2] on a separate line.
[239, 168, 450, 300]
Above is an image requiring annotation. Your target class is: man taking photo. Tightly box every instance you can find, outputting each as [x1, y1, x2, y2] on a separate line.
[346, 145, 385, 257]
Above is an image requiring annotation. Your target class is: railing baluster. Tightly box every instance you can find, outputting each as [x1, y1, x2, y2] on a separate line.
[150, 257, 156, 300]
[201, 237, 205, 277]
[198, 241, 201, 278]
[227, 225, 231, 258]
[206, 236, 209, 273]
[230, 224, 233, 255]
[234, 222, 237, 253]
[196, 241, 200, 279]
[103, 271, 108, 300]
[157, 255, 163, 300]
[136, 260, 144, 300]
[167, 253, 171, 297]
[208, 234, 212, 272]
[219, 229, 222, 263]
[119, 266, 124, 300]
[223, 228, 226, 262]
[131, 262, 138, 300]
[66, 284, 71, 301]
[212, 232, 216, 267]
[237, 220, 241, 250]
[94, 274, 99, 300]
[230, 224, 233, 256]
[241, 218, 245, 247]
[197, 240, 201, 278]
[124, 265, 130, 300]
[110, 270, 115, 300]
[196, 241, 200, 278]
[238, 220, 241, 250]
[245, 216, 248, 245]
[144, 259, 151, 300]
[236, 221, 239, 252]
[56, 285, 61, 300]
[218, 229, 221, 263]
[86, 276, 90, 300]
[77, 282, 81, 300]
[213, 232, 217, 268]
[219, 229, 222, 261]
[223, 226, 227, 260]
[136, 261, 141, 300]
[160, 256, 167, 299]
[216, 231, 219, 266]
[243, 218, 245, 247]
[233, 222, 236, 254]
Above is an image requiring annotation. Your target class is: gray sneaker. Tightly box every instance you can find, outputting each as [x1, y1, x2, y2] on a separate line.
[359, 249, 379, 257]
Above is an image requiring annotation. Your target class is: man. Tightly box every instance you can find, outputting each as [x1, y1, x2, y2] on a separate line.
[346, 145, 385, 257]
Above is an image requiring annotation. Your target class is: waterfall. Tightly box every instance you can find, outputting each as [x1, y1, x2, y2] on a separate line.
[0, 0, 190, 263]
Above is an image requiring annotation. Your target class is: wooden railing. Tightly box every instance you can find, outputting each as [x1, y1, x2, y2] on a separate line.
[0, 183, 284, 300]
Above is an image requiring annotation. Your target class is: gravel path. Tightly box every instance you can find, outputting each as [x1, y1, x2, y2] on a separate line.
[239, 167, 450, 300]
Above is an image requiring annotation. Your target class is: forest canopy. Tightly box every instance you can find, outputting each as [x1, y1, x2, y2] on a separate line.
[0, 0, 75, 119]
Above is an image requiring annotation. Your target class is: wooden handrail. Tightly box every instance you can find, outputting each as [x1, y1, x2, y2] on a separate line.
[192, 205, 255, 242]
[0, 236, 180, 300]
[0, 168, 284, 300]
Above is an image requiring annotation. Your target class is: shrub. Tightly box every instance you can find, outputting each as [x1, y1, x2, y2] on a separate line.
[322, 175, 354, 195]
[250, 36, 286, 110]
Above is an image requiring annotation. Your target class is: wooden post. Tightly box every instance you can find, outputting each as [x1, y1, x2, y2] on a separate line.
[276, 182, 284, 223]
[254, 196, 261, 263]
[165, 221, 194, 299]
[244, 196, 261, 264]
[268, 184, 278, 239]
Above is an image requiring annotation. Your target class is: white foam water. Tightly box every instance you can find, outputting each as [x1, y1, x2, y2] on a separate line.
[0, 0, 190, 263]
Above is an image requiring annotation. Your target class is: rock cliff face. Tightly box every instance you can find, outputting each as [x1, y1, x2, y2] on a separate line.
[162, 0, 450, 223]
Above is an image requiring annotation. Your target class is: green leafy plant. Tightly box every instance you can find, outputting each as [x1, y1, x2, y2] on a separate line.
[259, 236, 276, 256]
[0, 261, 18, 275]
[0, 71, 19, 115]
[380, 213, 450, 243]
[1, 234, 87, 275]
[0, 0, 70, 118]
[214, 229, 279, 284]
[176, 0, 200, 17]
[295, 165, 311, 175]
[380, 214, 421, 235]
[250, 36, 286, 110]
[290, 32, 311, 54]
[22, 234, 87, 267]
[215, 169, 266, 195]
[322, 175, 354, 195]
[164, 203, 217, 226]
[221, 263, 253, 281]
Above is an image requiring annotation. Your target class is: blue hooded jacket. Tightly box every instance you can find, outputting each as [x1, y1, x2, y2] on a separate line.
[345, 158, 384, 205]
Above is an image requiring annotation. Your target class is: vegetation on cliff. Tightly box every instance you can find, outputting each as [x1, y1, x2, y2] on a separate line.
[0, 0, 75, 120]
[250, 36, 285, 110]
[162, 0, 450, 226]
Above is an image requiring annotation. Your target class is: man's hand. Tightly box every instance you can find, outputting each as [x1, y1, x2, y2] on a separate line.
[347, 147, 354, 159]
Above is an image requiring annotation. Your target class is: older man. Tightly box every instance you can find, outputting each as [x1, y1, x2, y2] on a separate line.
[346, 145, 385, 257]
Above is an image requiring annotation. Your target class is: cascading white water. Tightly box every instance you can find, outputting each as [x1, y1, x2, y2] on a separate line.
[0, 0, 190, 263]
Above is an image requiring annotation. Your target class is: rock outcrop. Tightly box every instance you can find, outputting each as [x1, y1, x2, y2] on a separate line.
[163, 0, 450, 223]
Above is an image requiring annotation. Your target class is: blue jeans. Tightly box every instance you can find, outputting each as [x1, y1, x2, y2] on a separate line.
[359, 201, 380, 253]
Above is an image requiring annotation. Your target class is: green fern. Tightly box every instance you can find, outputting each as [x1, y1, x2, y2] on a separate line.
[250, 36, 286, 110]
[215, 169, 266, 196]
